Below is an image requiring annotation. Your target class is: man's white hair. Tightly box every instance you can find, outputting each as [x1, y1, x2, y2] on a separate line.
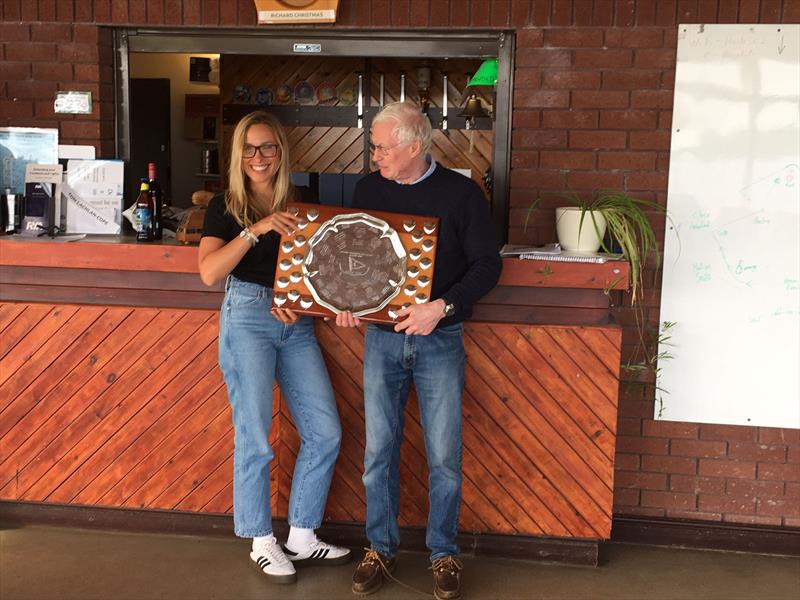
[372, 101, 432, 155]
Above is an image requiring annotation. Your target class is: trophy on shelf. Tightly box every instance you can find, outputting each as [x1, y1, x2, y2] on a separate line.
[272, 203, 439, 324]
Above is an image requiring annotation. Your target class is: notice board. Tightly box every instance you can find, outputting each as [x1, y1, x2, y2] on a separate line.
[659, 24, 800, 428]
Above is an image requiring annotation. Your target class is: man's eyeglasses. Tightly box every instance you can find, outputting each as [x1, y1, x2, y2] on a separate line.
[243, 143, 279, 159]
[368, 141, 408, 157]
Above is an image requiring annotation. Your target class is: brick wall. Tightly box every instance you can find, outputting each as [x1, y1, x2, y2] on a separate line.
[1, 0, 799, 529]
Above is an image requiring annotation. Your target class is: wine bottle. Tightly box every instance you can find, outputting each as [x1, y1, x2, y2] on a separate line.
[135, 178, 154, 242]
[147, 162, 163, 240]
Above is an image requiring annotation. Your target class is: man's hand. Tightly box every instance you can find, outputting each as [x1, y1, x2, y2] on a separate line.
[393, 299, 445, 336]
[335, 311, 362, 328]
[271, 307, 299, 323]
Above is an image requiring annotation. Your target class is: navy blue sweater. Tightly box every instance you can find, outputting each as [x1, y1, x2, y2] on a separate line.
[352, 164, 502, 327]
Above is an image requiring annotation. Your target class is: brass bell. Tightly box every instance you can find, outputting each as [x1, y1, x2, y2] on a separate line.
[459, 91, 488, 129]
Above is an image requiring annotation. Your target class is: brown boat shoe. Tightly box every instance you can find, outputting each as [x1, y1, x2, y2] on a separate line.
[431, 555, 463, 600]
[351, 548, 396, 596]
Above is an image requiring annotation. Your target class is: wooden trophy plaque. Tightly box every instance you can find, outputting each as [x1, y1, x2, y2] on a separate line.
[271, 202, 439, 324]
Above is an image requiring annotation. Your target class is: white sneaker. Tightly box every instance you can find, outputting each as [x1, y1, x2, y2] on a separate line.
[284, 538, 352, 566]
[250, 536, 297, 583]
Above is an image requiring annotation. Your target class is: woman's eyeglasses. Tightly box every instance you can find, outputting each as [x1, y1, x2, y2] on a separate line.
[243, 143, 279, 159]
[368, 141, 408, 157]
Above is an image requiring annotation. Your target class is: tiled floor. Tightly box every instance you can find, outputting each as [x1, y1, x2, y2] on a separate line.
[1, 525, 798, 600]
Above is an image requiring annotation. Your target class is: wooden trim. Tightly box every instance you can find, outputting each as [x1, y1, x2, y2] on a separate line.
[0, 240, 630, 291]
[612, 516, 800, 557]
[0, 501, 599, 565]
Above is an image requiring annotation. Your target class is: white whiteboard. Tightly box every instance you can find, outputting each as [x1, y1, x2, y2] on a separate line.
[659, 24, 800, 428]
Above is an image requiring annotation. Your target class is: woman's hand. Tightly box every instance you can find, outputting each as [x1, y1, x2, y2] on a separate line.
[251, 211, 300, 237]
[271, 307, 300, 324]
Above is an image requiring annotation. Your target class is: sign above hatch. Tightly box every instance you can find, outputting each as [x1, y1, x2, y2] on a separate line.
[254, 0, 339, 24]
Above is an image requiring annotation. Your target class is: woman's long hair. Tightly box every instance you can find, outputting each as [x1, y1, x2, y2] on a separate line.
[226, 110, 293, 227]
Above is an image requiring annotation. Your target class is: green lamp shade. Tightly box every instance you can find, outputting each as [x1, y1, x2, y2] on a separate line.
[468, 58, 498, 86]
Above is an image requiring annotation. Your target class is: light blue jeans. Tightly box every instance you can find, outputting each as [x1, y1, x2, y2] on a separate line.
[362, 323, 465, 561]
[219, 276, 341, 538]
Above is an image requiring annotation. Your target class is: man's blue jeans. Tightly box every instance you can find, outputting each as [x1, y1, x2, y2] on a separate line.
[362, 323, 465, 560]
[218, 277, 341, 538]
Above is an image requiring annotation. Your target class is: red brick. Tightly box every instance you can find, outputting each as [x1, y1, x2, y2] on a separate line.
[510, 150, 539, 170]
[490, 0, 509, 27]
[757, 498, 800, 518]
[631, 90, 674, 109]
[665, 509, 722, 522]
[566, 171, 624, 190]
[634, 48, 676, 69]
[514, 90, 570, 109]
[615, 452, 640, 470]
[514, 68, 542, 89]
[642, 490, 696, 509]
[625, 171, 669, 191]
[542, 110, 598, 129]
[569, 130, 626, 149]
[612, 487, 640, 508]
[182, 0, 201, 25]
[599, 151, 657, 171]
[617, 434, 668, 455]
[658, 111, 672, 129]
[641, 420, 699, 439]
[723, 513, 782, 526]
[786, 518, 800, 528]
[542, 70, 601, 90]
[5, 43, 57, 63]
[31, 62, 73, 82]
[669, 474, 725, 495]
[616, 505, 666, 517]
[34, 100, 57, 119]
[574, 49, 632, 69]
[599, 110, 658, 130]
[785, 1, 800, 22]
[551, 0, 572, 25]
[572, 90, 629, 109]
[512, 110, 541, 128]
[789, 447, 800, 464]
[727, 479, 785, 498]
[670, 439, 727, 459]
[58, 43, 100, 64]
[469, 0, 489, 26]
[546, 28, 605, 48]
[60, 120, 102, 139]
[615, 470, 667, 490]
[589, 0, 612, 26]
[539, 149, 596, 170]
[516, 28, 543, 48]
[0, 23, 31, 41]
[758, 428, 800, 445]
[699, 424, 757, 443]
[699, 459, 756, 479]
[7, 80, 58, 99]
[642, 455, 697, 475]
[31, 23, 73, 42]
[728, 442, 787, 463]
[72, 24, 99, 43]
[617, 417, 642, 437]
[0, 100, 35, 119]
[510, 169, 566, 190]
[614, 29, 664, 48]
[629, 130, 670, 150]
[758, 462, 800, 482]
[512, 129, 567, 149]
[786, 482, 800, 499]
[699, 493, 756, 514]
[0, 62, 30, 81]
[20, 1, 38, 20]
[516, 49, 572, 68]
[603, 70, 661, 90]
[390, 0, 410, 26]
[448, 0, 469, 27]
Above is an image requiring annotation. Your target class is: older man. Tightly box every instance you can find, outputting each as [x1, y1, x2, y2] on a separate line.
[337, 101, 502, 600]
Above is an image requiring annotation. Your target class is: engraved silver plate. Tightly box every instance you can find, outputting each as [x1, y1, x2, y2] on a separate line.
[303, 213, 407, 317]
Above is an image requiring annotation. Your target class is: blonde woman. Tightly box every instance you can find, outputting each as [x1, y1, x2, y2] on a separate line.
[199, 111, 349, 583]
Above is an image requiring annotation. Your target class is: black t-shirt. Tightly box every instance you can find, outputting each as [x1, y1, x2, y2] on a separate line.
[201, 193, 281, 287]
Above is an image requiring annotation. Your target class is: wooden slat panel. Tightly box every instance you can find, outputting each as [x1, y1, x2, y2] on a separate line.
[0, 302, 620, 540]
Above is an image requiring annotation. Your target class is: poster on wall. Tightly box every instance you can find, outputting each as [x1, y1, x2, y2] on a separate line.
[0, 127, 59, 195]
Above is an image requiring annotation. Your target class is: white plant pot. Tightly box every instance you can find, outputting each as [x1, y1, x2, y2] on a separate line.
[555, 207, 607, 252]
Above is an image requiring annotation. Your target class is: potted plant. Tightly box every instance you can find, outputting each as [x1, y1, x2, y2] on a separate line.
[526, 189, 667, 305]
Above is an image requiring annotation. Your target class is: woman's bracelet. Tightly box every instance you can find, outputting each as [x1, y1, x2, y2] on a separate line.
[238, 227, 259, 247]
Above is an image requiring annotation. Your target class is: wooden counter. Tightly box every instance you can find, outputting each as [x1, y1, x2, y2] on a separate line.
[0, 237, 627, 557]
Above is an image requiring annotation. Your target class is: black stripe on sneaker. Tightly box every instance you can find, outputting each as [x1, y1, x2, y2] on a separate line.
[310, 549, 322, 560]
[283, 547, 299, 557]
[320, 548, 329, 559]
[258, 557, 271, 569]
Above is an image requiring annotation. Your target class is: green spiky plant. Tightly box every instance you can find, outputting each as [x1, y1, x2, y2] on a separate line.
[525, 189, 666, 306]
